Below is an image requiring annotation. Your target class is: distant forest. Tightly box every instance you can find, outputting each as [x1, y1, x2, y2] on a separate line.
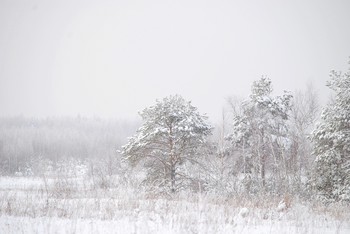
[0, 116, 138, 175]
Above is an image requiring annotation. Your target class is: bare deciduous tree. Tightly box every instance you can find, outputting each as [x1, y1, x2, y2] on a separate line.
[289, 83, 319, 181]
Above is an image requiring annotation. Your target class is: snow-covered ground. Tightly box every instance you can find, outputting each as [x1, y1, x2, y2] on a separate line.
[0, 176, 349, 234]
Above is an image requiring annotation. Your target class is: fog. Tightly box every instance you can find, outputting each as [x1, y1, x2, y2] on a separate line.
[1, 0, 350, 121]
[1, 2, 350, 232]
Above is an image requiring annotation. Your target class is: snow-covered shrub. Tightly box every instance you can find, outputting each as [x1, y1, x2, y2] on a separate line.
[55, 158, 88, 178]
[14, 165, 33, 177]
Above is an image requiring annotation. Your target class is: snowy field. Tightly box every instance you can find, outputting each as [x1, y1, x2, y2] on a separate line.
[0, 176, 349, 234]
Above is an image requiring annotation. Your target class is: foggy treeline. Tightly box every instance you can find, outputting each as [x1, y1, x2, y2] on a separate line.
[0, 84, 319, 196]
[1, 66, 349, 204]
[1, 75, 349, 233]
[0, 116, 138, 175]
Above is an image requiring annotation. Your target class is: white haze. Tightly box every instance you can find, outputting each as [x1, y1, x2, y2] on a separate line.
[1, 0, 350, 121]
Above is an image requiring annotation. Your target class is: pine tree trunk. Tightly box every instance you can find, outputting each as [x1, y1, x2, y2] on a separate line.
[169, 124, 176, 193]
[171, 166, 176, 193]
[261, 154, 266, 187]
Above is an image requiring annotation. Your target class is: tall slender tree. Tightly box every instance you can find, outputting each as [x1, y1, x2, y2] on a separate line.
[228, 78, 292, 190]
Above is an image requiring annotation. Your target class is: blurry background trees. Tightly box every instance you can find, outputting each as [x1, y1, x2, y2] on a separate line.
[0, 116, 138, 175]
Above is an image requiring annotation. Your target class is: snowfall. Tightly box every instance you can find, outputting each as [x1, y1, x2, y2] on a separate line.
[0, 176, 349, 234]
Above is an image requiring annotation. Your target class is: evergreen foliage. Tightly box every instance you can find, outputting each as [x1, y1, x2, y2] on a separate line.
[121, 95, 212, 193]
[228, 77, 293, 191]
[311, 64, 350, 202]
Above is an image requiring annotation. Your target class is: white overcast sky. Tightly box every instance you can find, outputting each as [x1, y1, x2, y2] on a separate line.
[1, 0, 350, 122]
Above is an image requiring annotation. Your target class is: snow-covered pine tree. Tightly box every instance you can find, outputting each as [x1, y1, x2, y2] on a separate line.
[121, 95, 212, 194]
[311, 63, 350, 202]
[228, 77, 292, 191]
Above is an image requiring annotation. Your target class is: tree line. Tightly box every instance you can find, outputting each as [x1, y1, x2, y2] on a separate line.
[122, 62, 350, 202]
[0, 61, 349, 202]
